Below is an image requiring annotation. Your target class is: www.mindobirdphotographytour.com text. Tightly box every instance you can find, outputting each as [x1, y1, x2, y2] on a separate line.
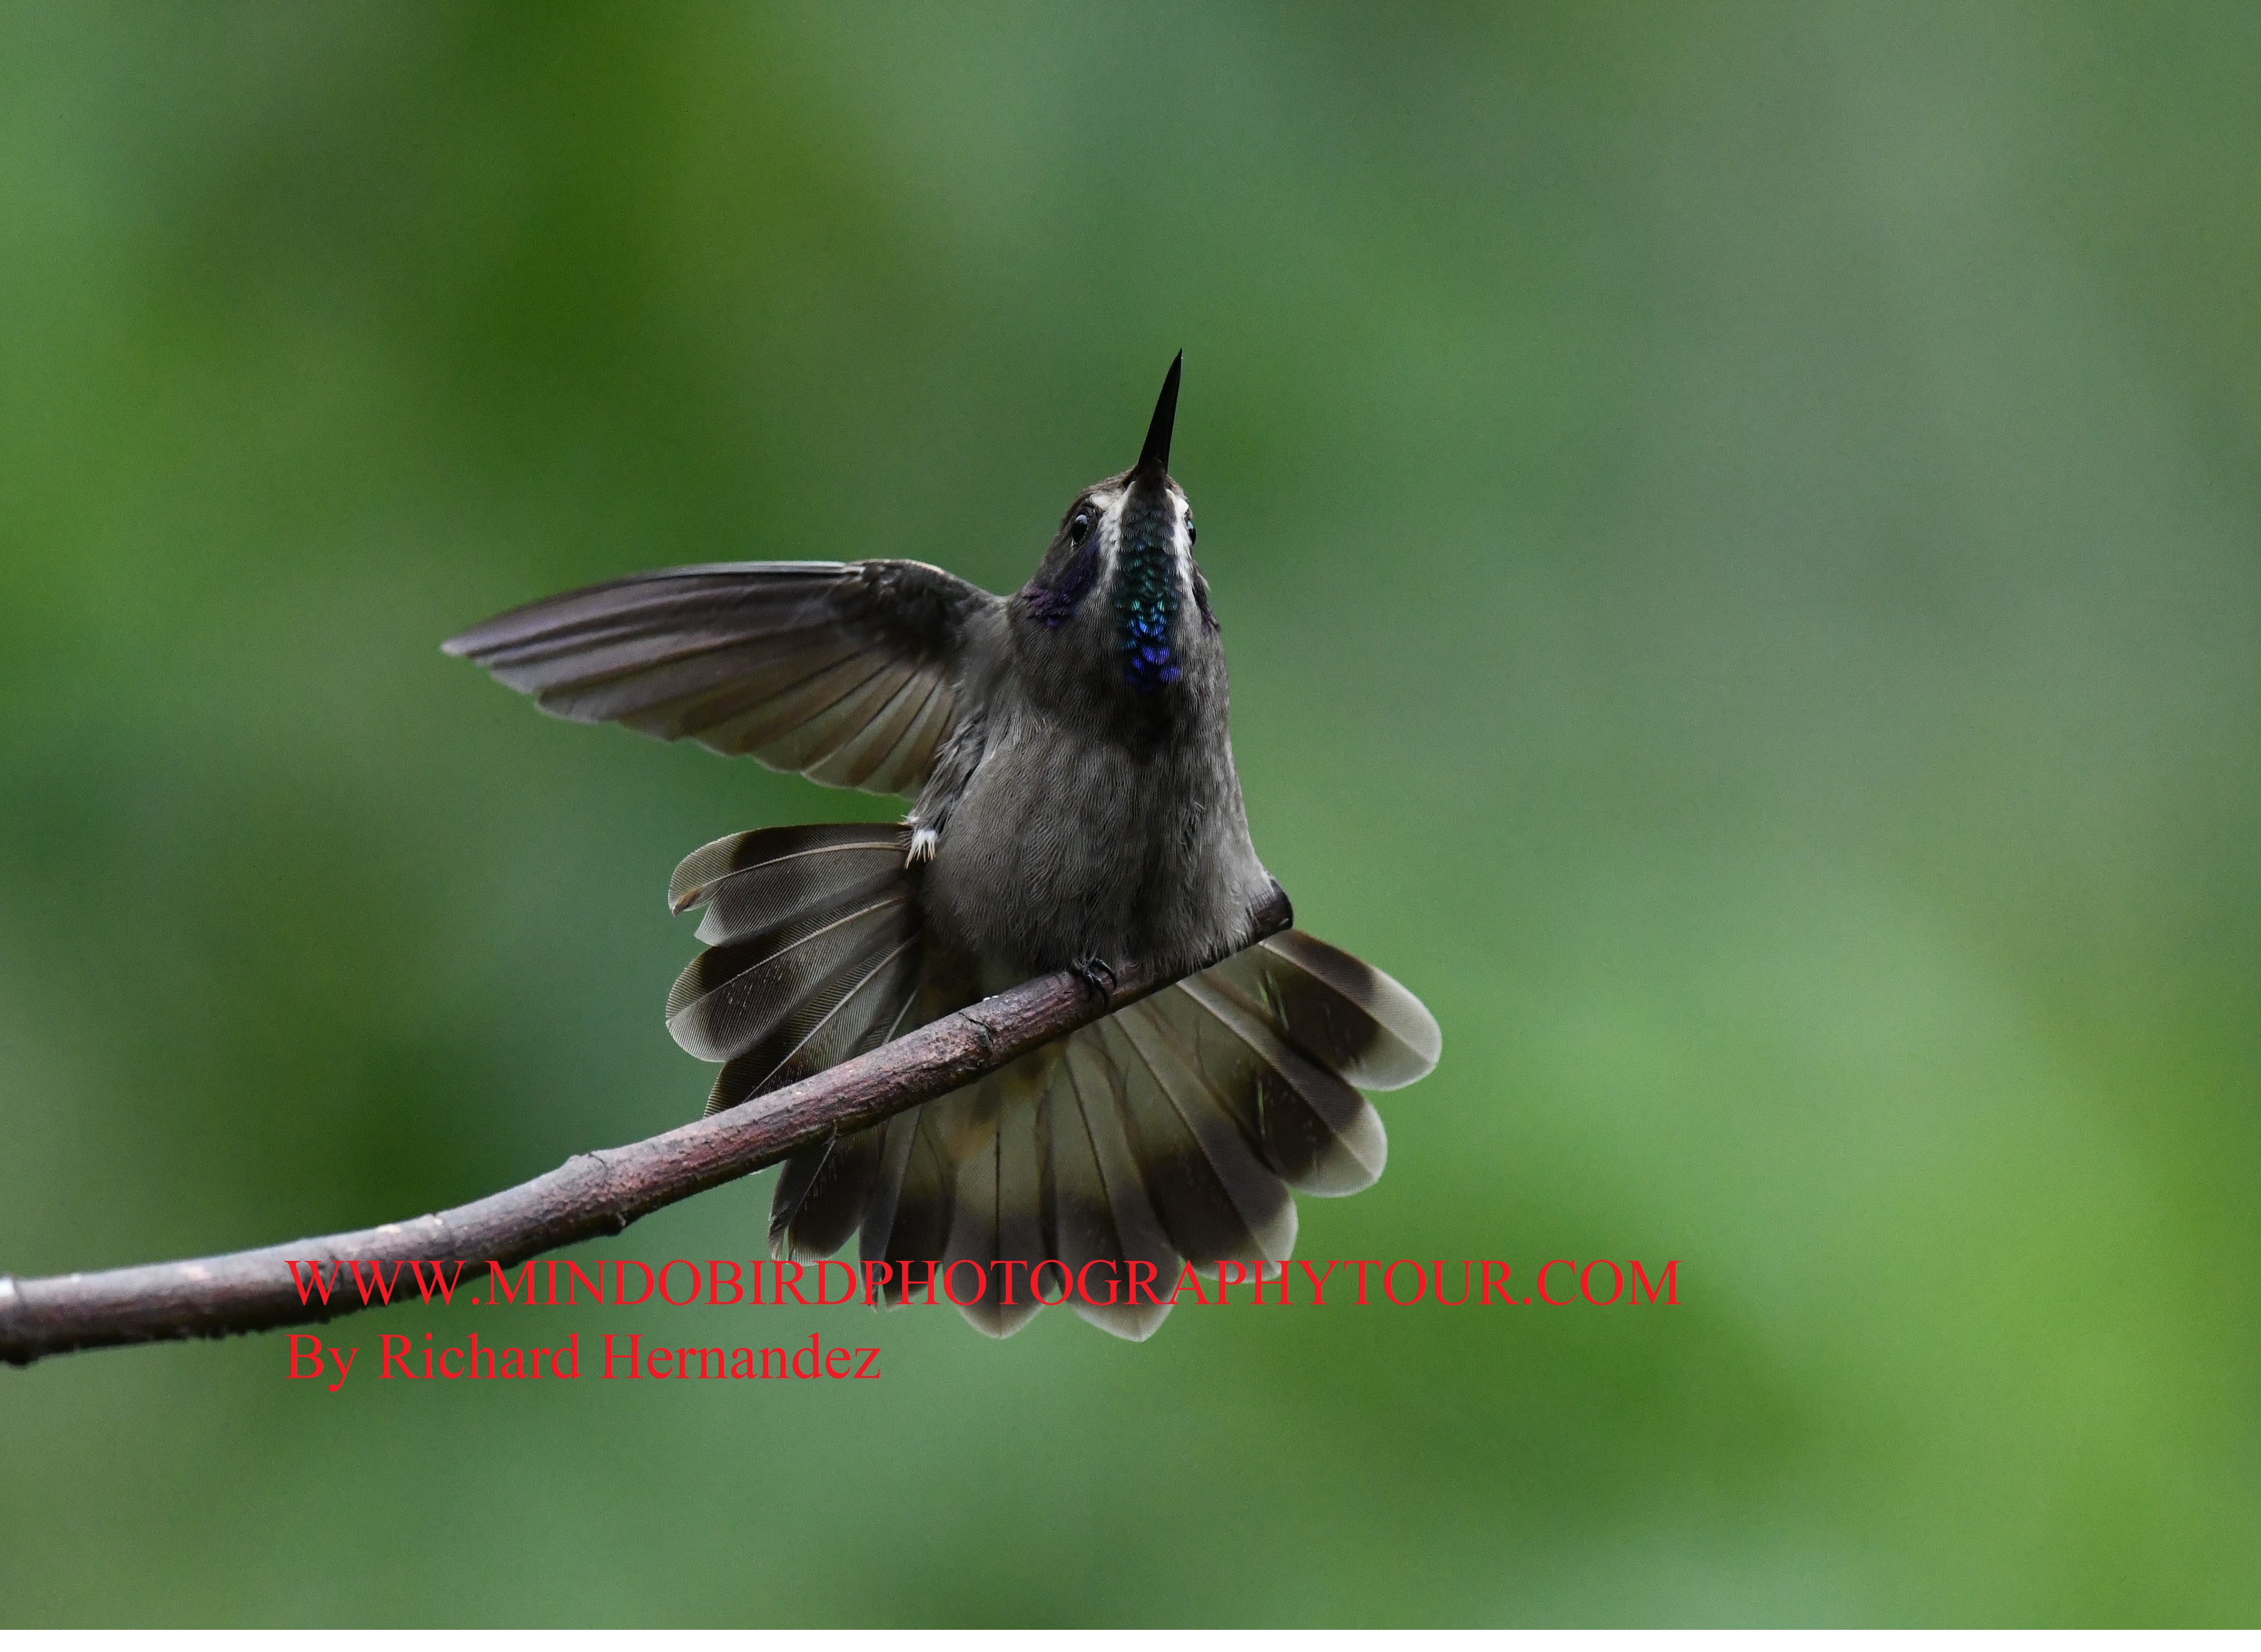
[276, 1255, 1682, 1390]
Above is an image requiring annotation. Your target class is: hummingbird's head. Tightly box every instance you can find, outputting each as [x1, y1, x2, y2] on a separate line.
[1017, 352, 1217, 699]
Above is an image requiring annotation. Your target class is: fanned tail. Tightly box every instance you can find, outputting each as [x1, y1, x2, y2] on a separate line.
[663, 823, 934, 1258]
[667, 831, 1442, 1342]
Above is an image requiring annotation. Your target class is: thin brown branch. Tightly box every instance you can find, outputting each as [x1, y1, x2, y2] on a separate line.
[0, 885, 1293, 1367]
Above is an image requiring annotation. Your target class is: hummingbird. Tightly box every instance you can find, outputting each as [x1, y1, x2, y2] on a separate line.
[443, 355, 1440, 1339]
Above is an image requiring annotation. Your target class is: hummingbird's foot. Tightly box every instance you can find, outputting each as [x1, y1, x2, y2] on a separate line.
[1069, 955, 1119, 1004]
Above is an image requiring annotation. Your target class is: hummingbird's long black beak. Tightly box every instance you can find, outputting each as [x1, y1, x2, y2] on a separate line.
[1135, 351, 1183, 477]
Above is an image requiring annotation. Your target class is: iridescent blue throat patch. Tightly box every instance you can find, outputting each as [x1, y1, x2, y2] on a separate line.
[1114, 509, 1181, 692]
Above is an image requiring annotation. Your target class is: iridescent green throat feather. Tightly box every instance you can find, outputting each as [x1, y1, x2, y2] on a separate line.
[1114, 496, 1181, 691]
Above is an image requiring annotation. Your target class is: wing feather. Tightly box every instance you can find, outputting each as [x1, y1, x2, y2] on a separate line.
[444, 559, 999, 797]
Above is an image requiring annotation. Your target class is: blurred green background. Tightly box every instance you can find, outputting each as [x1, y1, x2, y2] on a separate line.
[4, 0, 2257, 1627]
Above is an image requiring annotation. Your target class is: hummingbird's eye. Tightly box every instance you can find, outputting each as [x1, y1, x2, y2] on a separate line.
[1068, 512, 1092, 547]
[1188, 519, 1196, 547]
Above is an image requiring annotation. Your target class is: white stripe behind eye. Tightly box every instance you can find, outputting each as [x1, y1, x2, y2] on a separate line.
[1098, 485, 1194, 581]
[1097, 486, 1127, 583]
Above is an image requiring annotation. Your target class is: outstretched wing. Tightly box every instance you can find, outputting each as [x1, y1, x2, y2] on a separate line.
[443, 559, 999, 797]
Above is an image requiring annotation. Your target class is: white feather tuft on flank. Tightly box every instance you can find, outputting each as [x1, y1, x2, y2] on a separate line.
[906, 824, 939, 864]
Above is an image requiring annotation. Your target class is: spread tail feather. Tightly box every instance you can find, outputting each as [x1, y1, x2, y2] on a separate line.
[667, 829, 1442, 1341]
